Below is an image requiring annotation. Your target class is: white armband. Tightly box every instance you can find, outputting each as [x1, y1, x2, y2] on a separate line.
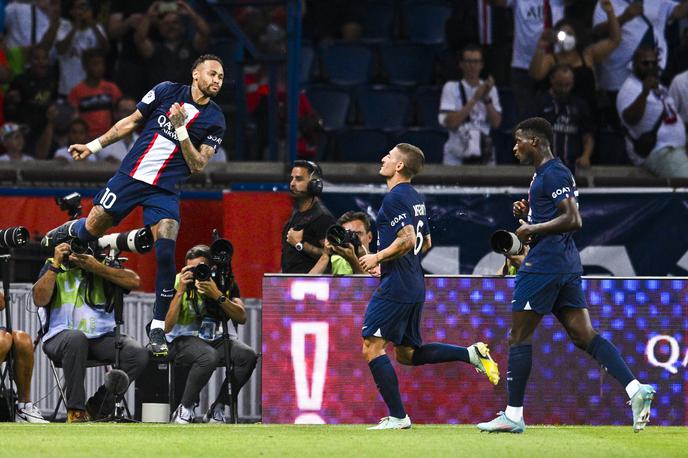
[175, 126, 189, 142]
[86, 139, 103, 154]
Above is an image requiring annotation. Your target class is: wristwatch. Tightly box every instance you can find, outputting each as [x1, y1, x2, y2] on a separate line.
[295, 242, 304, 252]
[217, 295, 228, 304]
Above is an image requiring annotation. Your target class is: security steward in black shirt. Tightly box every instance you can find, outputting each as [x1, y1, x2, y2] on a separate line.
[281, 160, 336, 273]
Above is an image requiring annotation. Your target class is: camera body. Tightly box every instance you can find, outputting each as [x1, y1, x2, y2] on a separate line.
[326, 224, 361, 249]
[490, 230, 524, 256]
[190, 263, 212, 282]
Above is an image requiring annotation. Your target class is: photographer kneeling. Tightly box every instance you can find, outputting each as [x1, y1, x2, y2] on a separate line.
[165, 245, 258, 424]
[32, 243, 149, 423]
[310, 211, 374, 275]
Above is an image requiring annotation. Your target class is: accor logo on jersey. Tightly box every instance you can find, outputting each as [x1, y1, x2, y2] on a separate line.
[413, 204, 426, 216]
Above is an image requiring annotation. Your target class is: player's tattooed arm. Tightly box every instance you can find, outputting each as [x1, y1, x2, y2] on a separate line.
[360, 224, 416, 271]
[100, 110, 144, 147]
[516, 197, 582, 242]
[180, 143, 214, 174]
[421, 234, 432, 254]
[68, 110, 144, 160]
[168, 102, 214, 173]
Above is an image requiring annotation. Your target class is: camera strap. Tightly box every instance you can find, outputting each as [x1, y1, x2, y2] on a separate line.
[458, 80, 471, 123]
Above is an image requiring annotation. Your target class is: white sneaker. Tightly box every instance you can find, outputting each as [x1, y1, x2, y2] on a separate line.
[367, 415, 412, 430]
[203, 404, 226, 424]
[171, 404, 194, 424]
[16, 403, 49, 423]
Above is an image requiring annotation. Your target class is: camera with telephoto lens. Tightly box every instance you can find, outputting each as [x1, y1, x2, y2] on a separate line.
[326, 224, 361, 249]
[490, 230, 524, 256]
[190, 263, 212, 281]
[97, 227, 154, 254]
[0, 226, 29, 249]
[210, 239, 233, 266]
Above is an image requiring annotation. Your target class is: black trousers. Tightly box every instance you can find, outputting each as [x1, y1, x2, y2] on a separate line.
[43, 329, 150, 410]
[169, 335, 258, 408]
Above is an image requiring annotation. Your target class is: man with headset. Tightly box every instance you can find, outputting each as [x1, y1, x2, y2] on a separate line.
[281, 160, 336, 273]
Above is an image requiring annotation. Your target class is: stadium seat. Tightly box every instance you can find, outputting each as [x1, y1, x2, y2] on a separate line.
[306, 86, 351, 130]
[363, 1, 397, 41]
[415, 86, 442, 128]
[336, 128, 389, 162]
[394, 128, 447, 163]
[355, 86, 411, 131]
[300, 45, 315, 84]
[402, 1, 452, 44]
[321, 43, 374, 86]
[379, 43, 434, 86]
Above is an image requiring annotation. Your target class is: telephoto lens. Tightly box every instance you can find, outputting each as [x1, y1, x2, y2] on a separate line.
[0, 226, 30, 248]
[490, 230, 524, 256]
[97, 227, 154, 253]
[326, 225, 347, 247]
[192, 263, 212, 281]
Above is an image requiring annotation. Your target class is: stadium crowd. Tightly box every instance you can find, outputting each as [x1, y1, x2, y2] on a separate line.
[0, 0, 685, 176]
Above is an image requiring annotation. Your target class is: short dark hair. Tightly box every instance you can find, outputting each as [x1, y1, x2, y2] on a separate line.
[515, 117, 553, 149]
[395, 143, 425, 178]
[633, 45, 658, 62]
[337, 211, 372, 233]
[81, 48, 105, 67]
[293, 159, 322, 179]
[549, 63, 574, 80]
[185, 244, 211, 261]
[192, 54, 224, 71]
[460, 44, 483, 60]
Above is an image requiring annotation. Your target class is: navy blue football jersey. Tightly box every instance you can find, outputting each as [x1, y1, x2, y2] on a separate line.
[521, 158, 583, 273]
[119, 81, 226, 193]
[374, 183, 430, 303]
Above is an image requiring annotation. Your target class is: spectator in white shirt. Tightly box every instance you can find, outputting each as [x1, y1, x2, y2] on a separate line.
[488, 0, 565, 119]
[439, 44, 502, 165]
[0, 123, 34, 162]
[55, 0, 109, 96]
[617, 46, 687, 177]
[4, 0, 61, 55]
[593, 0, 688, 93]
[669, 69, 688, 131]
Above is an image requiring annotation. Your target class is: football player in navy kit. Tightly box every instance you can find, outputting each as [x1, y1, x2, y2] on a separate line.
[42, 54, 226, 357]
[477, 117, 655, 434]
[358, 143, 500, 430]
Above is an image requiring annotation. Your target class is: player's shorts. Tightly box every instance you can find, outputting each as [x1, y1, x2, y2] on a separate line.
[362, 296, 423, 348]
[512, 272, 587, 315]
[93, 172, 180, 226]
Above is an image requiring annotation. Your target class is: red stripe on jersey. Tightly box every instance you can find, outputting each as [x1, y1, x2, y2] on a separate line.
[130, 132, 158, 176]
[152, 146, 179, 185]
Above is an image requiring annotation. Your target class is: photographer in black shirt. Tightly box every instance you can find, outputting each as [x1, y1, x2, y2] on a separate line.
[281, 160, 336, 273]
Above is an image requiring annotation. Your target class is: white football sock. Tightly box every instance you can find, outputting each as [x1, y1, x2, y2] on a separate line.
[505, 405, 523, 422]
[150, 319, 166, 330]
[625, 379, 641, 399]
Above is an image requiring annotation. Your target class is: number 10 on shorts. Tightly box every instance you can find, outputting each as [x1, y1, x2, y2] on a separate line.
[99, 187, 117, 209]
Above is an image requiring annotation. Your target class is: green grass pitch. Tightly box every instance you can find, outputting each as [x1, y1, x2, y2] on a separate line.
[1, 424, 686, 457]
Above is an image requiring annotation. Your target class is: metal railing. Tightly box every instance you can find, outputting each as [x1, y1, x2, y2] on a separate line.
[0, 284, 262, 422]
